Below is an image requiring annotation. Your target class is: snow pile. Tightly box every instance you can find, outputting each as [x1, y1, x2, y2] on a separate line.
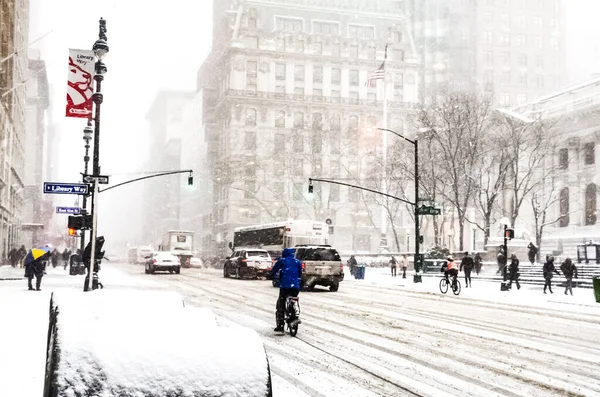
[47, 290, 270, 397]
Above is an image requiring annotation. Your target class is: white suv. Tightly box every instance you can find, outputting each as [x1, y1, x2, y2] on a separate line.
[294, 245, 344, 292]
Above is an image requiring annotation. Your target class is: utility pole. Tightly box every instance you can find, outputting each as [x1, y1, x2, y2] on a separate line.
[414, 138, 421, 283]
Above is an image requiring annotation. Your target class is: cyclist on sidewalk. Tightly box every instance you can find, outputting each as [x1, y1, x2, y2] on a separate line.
[271, 248, 302, 333]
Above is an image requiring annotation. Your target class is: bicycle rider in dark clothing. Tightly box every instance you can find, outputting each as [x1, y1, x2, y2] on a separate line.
[442, 256, 459, 285]
[270, 248, 303, 333]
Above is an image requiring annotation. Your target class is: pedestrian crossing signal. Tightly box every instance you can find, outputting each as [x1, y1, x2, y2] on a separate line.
[505, 228, 515, 240]
[68, 228, 77, 236]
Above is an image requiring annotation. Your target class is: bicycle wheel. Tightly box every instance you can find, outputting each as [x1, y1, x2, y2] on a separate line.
[439, 278, 448, 294]
[452, 279, 461, 295]
[288, 321, 298, 337]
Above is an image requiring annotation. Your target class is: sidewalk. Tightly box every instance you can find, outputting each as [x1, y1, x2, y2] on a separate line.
[344, 267, 600, 313]
[0, 264, 165, 396]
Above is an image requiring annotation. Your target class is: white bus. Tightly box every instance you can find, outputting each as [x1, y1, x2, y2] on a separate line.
[127, 246, 153, 264]
[231, 220, 329, 258]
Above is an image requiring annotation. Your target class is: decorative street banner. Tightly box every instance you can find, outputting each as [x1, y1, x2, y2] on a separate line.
[66, 49, 94, 118]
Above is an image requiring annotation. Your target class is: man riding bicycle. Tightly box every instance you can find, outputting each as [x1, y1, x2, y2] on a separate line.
[271, 248, 302, 333]
[442, 256, 459, 285]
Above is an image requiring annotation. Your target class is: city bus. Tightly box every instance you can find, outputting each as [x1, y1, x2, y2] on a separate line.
[231, 220, 329, 259]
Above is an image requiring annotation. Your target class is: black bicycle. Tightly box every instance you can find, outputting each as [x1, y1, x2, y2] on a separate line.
[440, 275, 461, 295]
[285, 296, 301, 336]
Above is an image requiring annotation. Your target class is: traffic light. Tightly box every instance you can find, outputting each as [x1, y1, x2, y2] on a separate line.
[68, 215, 92, 230]
[188, 174, 193, 186]
[505, 228, 515, 240]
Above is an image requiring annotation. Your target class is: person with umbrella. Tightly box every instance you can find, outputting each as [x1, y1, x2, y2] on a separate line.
[23, 246, 51, 291]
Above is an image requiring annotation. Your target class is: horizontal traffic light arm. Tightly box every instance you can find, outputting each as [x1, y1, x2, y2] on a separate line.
[98, 169, 193, 193]
[309, 177, 415, 206]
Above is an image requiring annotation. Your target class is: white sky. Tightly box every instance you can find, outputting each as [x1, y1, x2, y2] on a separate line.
[25, 0, 599, 252]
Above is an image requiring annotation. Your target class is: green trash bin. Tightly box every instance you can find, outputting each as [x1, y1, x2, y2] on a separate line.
[593, 276, 600, 303]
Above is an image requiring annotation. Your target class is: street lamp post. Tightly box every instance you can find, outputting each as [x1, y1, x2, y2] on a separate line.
[378, 128, 422, 283]
[80, 121, 93, 252]
[85, 18, 109, 292]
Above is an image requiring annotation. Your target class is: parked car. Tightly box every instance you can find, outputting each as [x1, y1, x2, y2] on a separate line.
[145, 252, 181, 274]
[224, 249, 272, 279]
[294, 245, 344, 292]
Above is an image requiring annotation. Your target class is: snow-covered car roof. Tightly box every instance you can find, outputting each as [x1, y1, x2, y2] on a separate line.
[46, 291, 271, 397]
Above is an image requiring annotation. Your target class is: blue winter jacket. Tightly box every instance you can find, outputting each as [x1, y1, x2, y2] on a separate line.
[271, 248, 302, 290]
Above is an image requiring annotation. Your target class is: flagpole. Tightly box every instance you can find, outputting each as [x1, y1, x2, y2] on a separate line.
[380, 44, 389, 251]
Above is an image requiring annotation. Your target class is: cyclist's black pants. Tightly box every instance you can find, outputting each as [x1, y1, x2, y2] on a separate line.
[276, 288, 299, 327]
[464, 269, 472, 287]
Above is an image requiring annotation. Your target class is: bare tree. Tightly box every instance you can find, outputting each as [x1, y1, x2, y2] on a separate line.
[417, 91, 495, 251]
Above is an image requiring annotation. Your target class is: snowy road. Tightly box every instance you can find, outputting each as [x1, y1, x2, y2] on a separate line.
[117, 264, 600, 397]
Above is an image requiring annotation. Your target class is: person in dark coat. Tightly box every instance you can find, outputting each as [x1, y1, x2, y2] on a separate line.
[51, 249, 59, 268]
[61, 249, 69, 268]
[474, 252, 483, 275]
[8, 248, 17, 267]
[542, 255, 560, 294]
[460, 252, 475, 288]
[527, 242, 538, 264]
[496, 252, 507, 275]
[508, 254, 520, 290]
[390, 256, 397, 277]
[270, 248, 302, 332]
[25, 258, 44, 291]
[347, 255, 357, 277]
[17, 245, 27, 268]
[560, 258, 578, 295]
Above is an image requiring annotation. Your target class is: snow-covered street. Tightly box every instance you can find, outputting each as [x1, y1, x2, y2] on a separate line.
[2, 263, 600, 397]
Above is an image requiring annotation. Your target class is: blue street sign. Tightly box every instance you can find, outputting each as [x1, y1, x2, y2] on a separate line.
[56, 207, 82, 215]
[43, 182, 89, 195]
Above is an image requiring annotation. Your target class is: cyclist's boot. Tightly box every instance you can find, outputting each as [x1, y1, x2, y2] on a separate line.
[274, 325, 284, 332]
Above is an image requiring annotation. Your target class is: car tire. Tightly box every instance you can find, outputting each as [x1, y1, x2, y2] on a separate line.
[149, 265, 155, 274]
[329, 282, 339, 292]
[144, 265, 149, 274]
[175, 266, 180, 274]
[224, 264, 230, 278]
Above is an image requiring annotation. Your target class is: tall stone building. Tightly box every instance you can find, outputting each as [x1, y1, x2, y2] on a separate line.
[413, 0, 567, 105]
[198, 0, 421, 256]
[0, 0, 29, 257]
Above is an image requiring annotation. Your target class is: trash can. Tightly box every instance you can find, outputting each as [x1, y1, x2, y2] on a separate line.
[356, 265, 366, 280]
[593, 276, 600, 303]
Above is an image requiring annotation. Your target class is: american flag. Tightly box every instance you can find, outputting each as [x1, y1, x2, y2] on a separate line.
[365, 44, 387, 87]
[365, 62, 385, 87]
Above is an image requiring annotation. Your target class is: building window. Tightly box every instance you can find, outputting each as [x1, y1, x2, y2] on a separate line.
[559, 187, 570, 228]
[275, 111, 286, 128]
[517, 94, 527, 104]
[518, 54, 527, 67]
[294, 112, 304, 129]
[312, 113, 323, 130]
[559, 148, 568, 169]
[294, 65, 304, 82]
[331, 114, 341, 131]
[392, 49, 404, 62]
[275, 16, 303, 32]
[329, 184, 340, 202]
[275, 84, 285, 94]
[517, 16, 526, 29]
[367, 47, 376, 60]
[293, 134, 303, 151]
[500, 93, 510, 106]
[275, 63, 286, 80]
[484, 51, 493, 66]
[584, 143, 595, 165]
[586, 184, 597, 225]
[516, 34, 527, 46]
[483, 31, 493, 45]
[500, 14, 510, 29]
[313, 66, 323, 83]
[245, 108, 257, 126]
[348, 24, 375, 39]
[331, 90, 341, 102]
[247, 16, 257, 29]
[349, 91, 359, 103]
[274, 133, 285, 153]
[331, 68, 341, 85]
[518, 73, 528, 86]
[312, 21, 339, 35]
[349, 70, 359, 86]
[293, 159, 303, 176]
[534, 36, 543, 49]
[244, 131, 256, 150]
[484, 71, 494, 85]
[331, 44, 341, 57]
[502, 72, 511, 84]
[311, 133, 322, 154]
[313, 88, 322, 98]
[499, 33, 510, 45]
[244, 180, 256, 199]
[500, 53, 510, 67]
[244, 158, 256, 177]
[536, 56, 544, 69]
[348, 115, 358, 136]
[533, 16, 542, 30]
[312, 42, 322, 55]
[330, 137, 340, 154]
[549, 38, 559, 50]
[393, 31, 402, 42]
[294, 87, 304, 96]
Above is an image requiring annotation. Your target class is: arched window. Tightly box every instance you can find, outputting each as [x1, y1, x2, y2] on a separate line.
[294, 112, 304, 129]
[348, 115, 358, 136]
[331, 114, 341, 131]
[245, 108, 256, 126]
[559, 187, 570, 228]
[586, 183, 597, 225]
[275, 111, 285, 128]
[312, 112, 323, 131]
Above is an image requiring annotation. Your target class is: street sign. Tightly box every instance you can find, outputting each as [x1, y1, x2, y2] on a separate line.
[83, 175, 109, 184]
[56, 207, 81, 215]
[44, 182, 89, 195]
[417, 205, 441, 216]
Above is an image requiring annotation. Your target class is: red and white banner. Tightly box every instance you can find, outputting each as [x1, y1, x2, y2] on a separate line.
[66, 49, 94, 118]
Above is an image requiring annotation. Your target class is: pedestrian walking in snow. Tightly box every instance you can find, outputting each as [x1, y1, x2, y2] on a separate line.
[474, 252, 483, 275]
[348, 255, 357, 278]
[508, 254, 521, 290]
[460, 252, 474, 288]
[51, 249, 59, 268]
[496, 251, 507, 275]
[17, 245, 27, 268]
[542, 255, 560, 294]
[399, 255, 408, 279]
[527, 242, 538, 264]
[560, 258, 578, 295]
[390, 256, 397, 277]
[61, 249, 69, 269]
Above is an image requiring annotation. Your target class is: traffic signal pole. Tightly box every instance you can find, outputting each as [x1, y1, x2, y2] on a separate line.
[414, 138, 421, 283]
[87, 180, 99, 292]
